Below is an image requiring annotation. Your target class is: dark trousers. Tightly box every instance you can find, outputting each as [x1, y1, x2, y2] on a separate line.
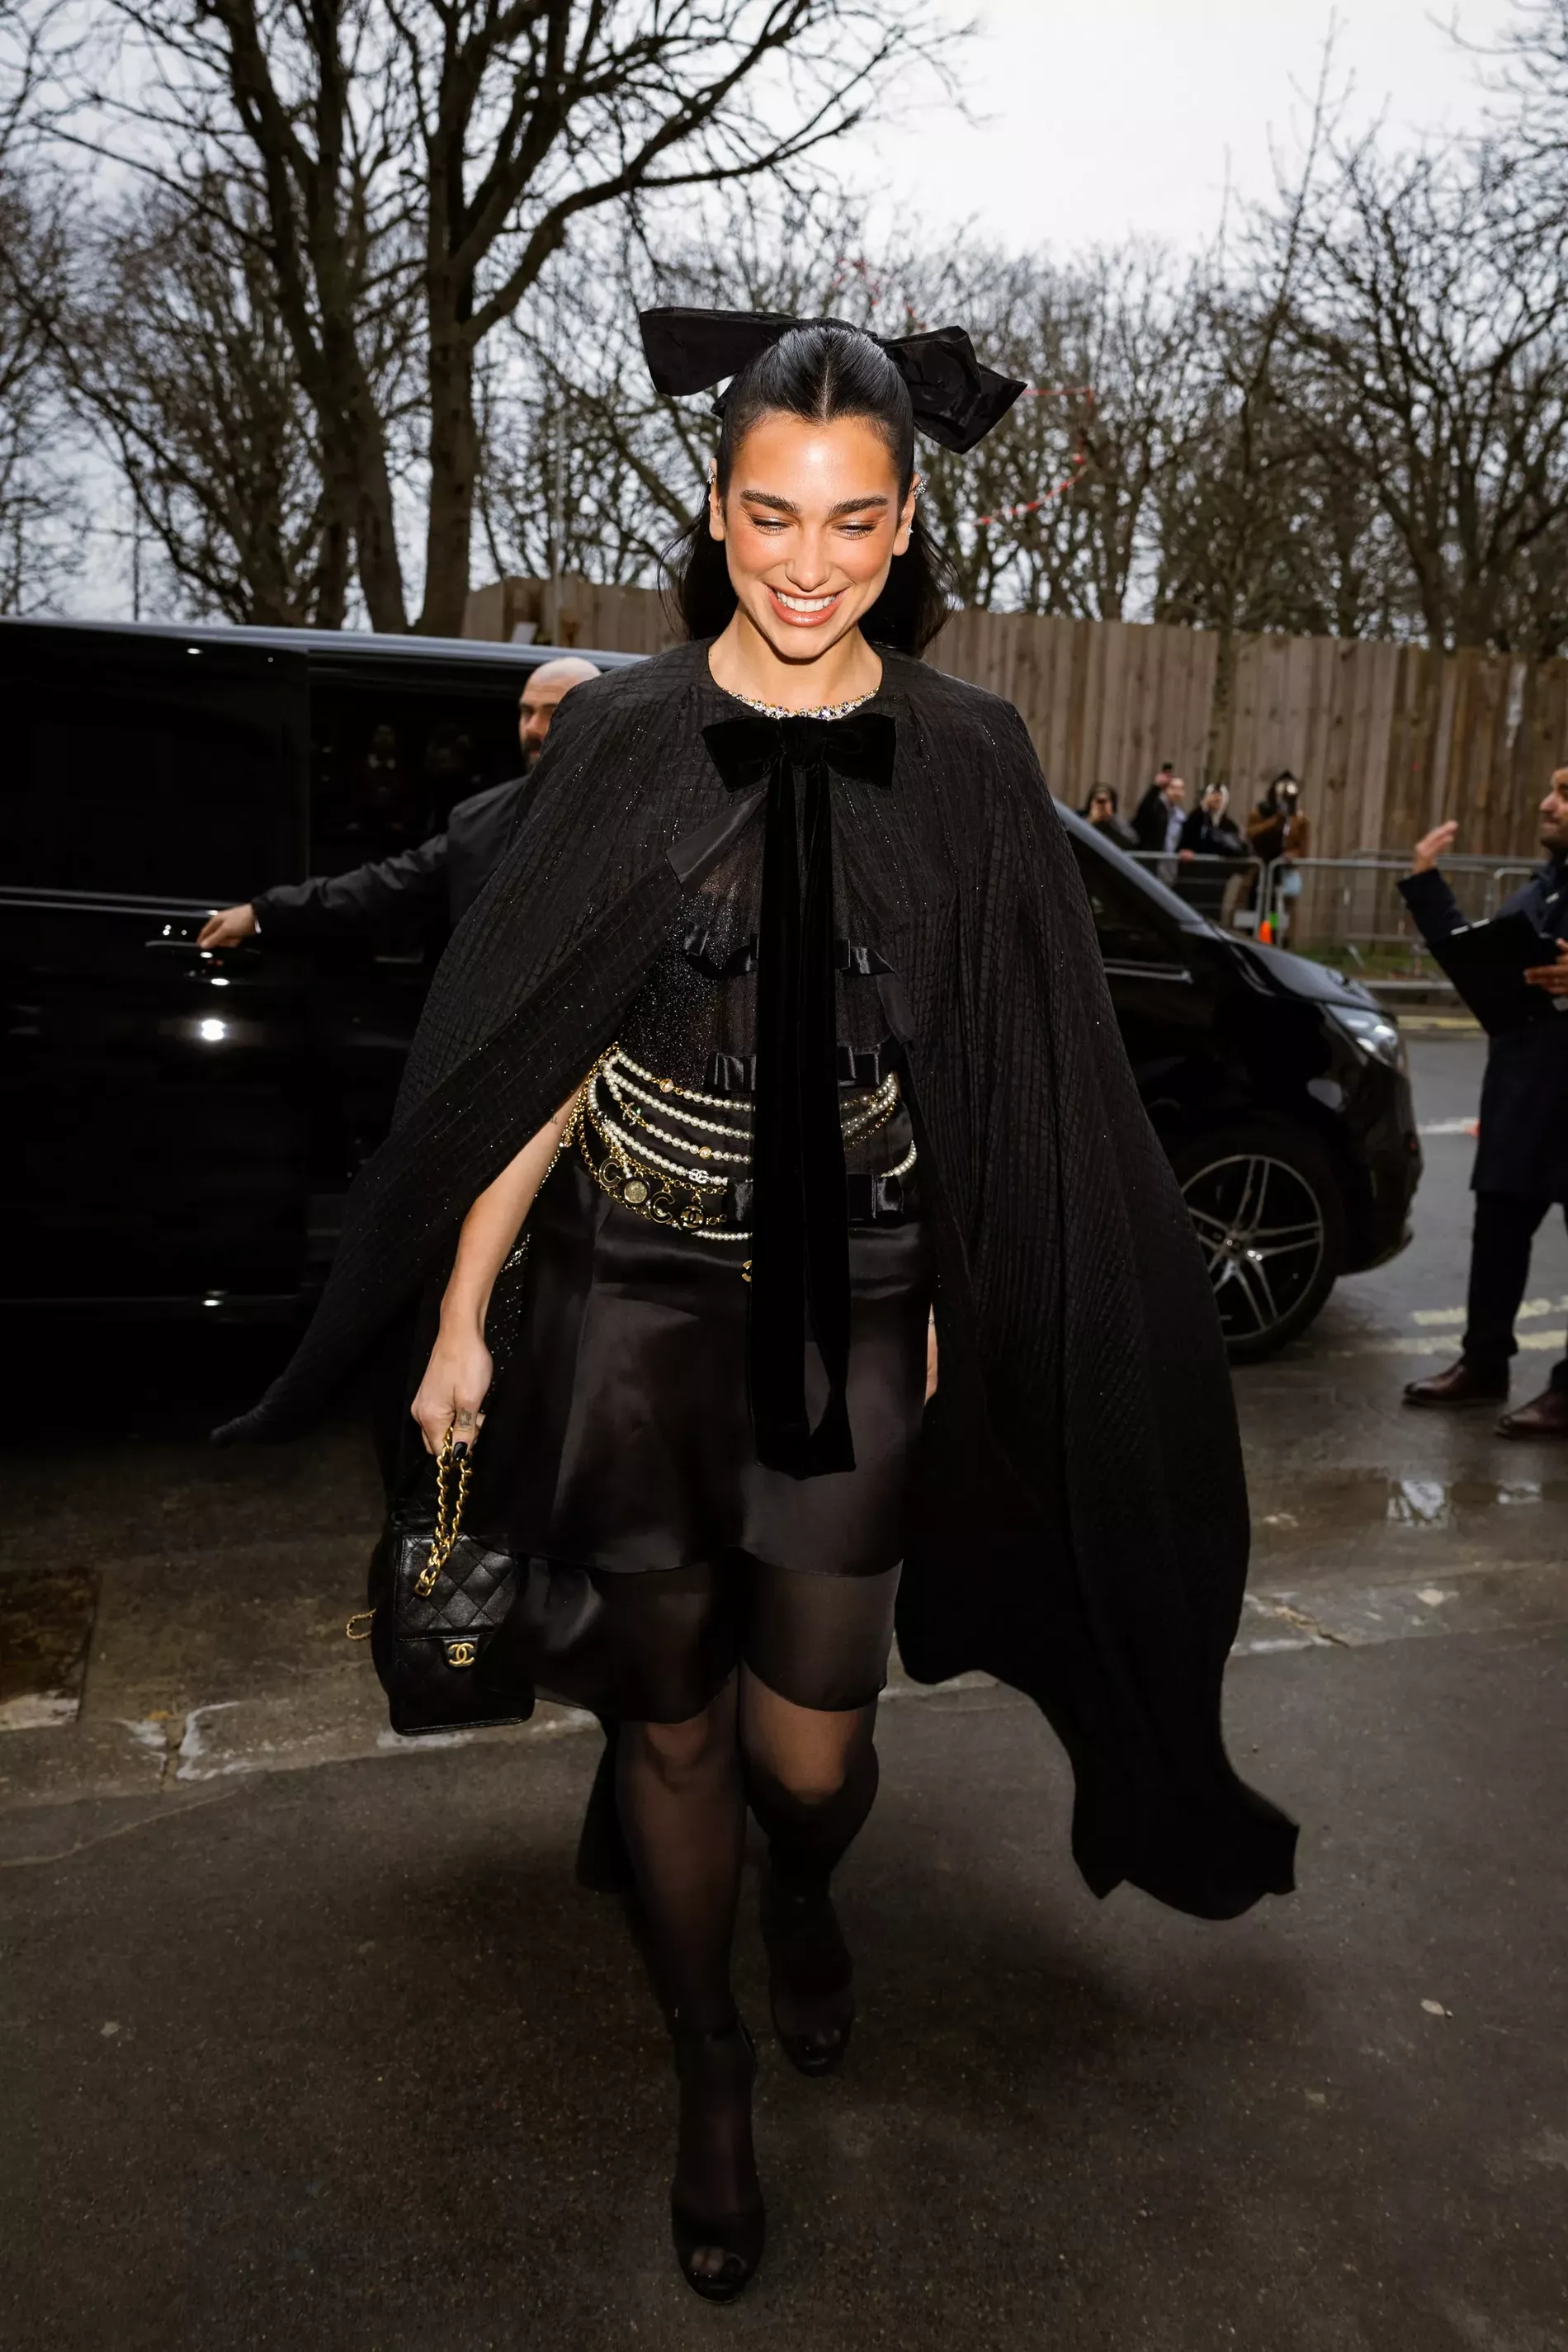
[1462, 1192, 1568, 1390]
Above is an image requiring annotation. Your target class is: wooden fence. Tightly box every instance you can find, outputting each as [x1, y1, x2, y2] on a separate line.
[465, 575, 1568, 859]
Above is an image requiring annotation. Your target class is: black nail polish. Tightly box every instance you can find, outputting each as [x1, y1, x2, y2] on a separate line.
[452, 1439, 469, 1459]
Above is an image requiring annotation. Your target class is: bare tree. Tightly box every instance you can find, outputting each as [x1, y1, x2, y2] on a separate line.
[39, 177, 412, 625]
[0, 2, 81, 611]
[1276, 134, 1568, 655]
[904, 243, 1205, 620]
[76, 0, 953, 635]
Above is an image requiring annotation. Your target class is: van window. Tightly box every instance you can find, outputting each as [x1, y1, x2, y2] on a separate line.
[0, 645, 299, 899]
[308, 674, 529, 873]
[1070, 838, 1184, 966]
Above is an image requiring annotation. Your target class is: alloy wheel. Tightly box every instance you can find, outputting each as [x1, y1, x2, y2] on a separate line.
[1180, 1151, 1327, 1347]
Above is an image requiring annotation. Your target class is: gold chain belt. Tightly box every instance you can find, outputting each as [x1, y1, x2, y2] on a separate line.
[574, 1045, 914, 1243]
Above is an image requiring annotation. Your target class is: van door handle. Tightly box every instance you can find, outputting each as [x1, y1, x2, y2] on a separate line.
[142, 934, 260, 957]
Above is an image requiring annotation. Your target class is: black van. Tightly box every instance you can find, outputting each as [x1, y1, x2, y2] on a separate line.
[0, 619, 1419, 1358]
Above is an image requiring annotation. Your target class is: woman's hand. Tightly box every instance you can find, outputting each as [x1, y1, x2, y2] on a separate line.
[924, 1312, 938, 1404]
[411, 1323, 494, 1456]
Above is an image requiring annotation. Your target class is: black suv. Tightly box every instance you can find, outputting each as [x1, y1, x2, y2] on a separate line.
[0, 619, 1419, 1358]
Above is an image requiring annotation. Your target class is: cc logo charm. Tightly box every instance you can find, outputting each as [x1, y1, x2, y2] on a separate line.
[445, 1640, 478, 1668]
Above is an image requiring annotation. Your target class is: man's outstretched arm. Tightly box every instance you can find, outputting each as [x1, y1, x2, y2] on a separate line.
[199, 832, 451, 947]
[1397, 819, 1465, 945]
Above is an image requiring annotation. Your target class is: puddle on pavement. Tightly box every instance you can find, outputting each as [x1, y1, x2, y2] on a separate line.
[1257, 1475, 1568, 1536]
[0, 1568, 98, 1730]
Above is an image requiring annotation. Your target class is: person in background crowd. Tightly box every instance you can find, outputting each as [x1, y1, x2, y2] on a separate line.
[1246, 772, 1311, 939]
[1082, 784, 1139, 849]
[1132, 761, 1184, 854]
[1245, 771, 1311, 860]
[1398, 774, 1568, 1437]
[1177, 782, 1249, 919]
[197, 656, 601, 949]
[1179, 781, 1245, 857]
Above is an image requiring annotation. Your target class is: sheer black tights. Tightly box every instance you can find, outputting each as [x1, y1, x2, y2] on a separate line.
[614, 1673, 880, 2028]
[739, 1670, 880, 1891]
[614, 1672, 879, 2262]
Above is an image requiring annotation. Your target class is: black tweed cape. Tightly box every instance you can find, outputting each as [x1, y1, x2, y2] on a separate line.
[223, 640, 1297, 1921]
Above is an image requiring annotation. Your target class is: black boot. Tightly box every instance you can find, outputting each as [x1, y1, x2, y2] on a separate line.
[760, 1863, 855, 2076]
[669, 2014, 765, 2302]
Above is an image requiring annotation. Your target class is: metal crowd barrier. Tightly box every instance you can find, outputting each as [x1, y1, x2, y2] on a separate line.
[1253, 855, 1538, 973]
[1118, 844, 1540, 974]
[1125, 849, 1269, 929]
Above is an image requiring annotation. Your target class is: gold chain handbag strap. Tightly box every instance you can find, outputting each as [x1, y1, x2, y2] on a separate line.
[345, 1420, 472, 1638]
[415, 1423, 472, 1596]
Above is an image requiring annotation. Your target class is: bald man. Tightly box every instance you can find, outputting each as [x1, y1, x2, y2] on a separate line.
[198, 656, 600, 948]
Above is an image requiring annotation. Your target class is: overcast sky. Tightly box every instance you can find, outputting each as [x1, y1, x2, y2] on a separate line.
[852, 0, 1518, 255]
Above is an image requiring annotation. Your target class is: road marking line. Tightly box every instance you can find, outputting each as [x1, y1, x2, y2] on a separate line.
[1410, 1296, 1566, 1326]
[1326, 1331, 1564, 1356]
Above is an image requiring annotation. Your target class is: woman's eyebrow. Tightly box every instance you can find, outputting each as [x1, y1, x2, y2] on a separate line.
[737, 489, 892, 517]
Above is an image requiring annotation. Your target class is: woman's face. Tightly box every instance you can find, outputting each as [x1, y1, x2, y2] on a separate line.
[710, 411, 917, 664]
[1089, 791, 1114, 821]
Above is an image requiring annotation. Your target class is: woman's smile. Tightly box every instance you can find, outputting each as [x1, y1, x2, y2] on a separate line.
[767, 584, 846, 626]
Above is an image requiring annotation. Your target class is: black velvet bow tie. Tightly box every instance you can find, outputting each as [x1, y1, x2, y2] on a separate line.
[701, 712, 897, 1479]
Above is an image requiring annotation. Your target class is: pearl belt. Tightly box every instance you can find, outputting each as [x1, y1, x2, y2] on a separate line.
[575, 1046, 915, 1244]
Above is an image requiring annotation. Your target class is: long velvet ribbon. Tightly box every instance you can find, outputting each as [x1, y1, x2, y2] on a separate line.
[701, 713, 898, 1479]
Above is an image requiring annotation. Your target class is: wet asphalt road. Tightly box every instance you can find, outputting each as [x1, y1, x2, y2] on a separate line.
[2, 1030, 1566, 2350]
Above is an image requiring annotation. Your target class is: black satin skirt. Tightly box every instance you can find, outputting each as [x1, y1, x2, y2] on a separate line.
[465, 1154, 932, 1583]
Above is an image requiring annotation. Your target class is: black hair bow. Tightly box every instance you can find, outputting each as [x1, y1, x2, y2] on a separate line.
[641, 306, 1025, 455]
[702, 711, 897, 1479]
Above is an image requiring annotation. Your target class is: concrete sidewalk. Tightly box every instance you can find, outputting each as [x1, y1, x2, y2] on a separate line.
[5, 1636, 1566, 2352]
[5, 1030, 1567, 2348]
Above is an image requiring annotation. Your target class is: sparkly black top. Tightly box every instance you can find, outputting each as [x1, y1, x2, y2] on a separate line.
[615, 844, 915, 1223]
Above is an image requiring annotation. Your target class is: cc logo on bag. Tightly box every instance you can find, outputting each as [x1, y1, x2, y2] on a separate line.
[445, 1640, 478, 1668]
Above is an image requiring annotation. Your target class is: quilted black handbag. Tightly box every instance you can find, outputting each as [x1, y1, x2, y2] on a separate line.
[347, 1424, 616, 1737]
[347, 1430, 530, 1736]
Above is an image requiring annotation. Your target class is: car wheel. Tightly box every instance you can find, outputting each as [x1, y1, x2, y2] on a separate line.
[1170, 1122, 1346, 1363]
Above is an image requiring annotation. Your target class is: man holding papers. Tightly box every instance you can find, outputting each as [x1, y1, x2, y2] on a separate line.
[1399, 771, 1568, 1435]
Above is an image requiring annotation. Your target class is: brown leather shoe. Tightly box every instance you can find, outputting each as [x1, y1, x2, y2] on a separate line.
[1497, 1386, 1568, 1438]
[1404, 1358, 1509, 1407]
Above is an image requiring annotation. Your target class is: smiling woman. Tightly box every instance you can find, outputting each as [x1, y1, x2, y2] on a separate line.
[660, 315, 962, 678]
[224, 305, 1298, 2307]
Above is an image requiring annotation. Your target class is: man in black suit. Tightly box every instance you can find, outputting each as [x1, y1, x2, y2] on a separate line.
[198, 655, 600, 947]
[1399, 769, 1568, 1436]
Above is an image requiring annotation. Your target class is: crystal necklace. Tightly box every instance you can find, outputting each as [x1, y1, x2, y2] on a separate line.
[723, 683, 879, 723]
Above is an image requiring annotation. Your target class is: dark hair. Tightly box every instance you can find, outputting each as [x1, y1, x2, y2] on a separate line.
[662, 321, 956, 654]
[1082, 784, 1117, 813]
